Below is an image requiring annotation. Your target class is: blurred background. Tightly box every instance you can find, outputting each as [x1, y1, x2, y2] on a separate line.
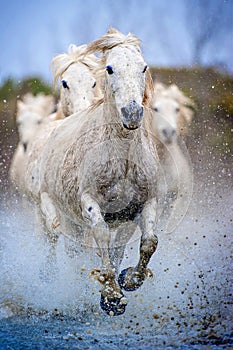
[0, 0, 233, 193]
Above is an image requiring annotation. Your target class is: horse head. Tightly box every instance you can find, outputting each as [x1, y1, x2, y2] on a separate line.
[16, 94, 54, 151]
[85, 28, 154, 130]
[51, 44, 101, 117]
[152, 83, 195, 144]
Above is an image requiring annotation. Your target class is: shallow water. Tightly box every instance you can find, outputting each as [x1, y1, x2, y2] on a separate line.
[0, 158, 232, 349]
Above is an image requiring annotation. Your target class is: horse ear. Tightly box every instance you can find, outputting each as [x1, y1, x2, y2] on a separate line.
[168, 84, 180, 93]
[22, 92, 34, 104]
[68, 44, 78, 55]
[168, 84, 195, 123]
[17, 100, 26, 113]
[153, 82, 166, 98]
[68, 43, 87, 55]
[180, 105, 194, 124]
[107, 27, 121, 34]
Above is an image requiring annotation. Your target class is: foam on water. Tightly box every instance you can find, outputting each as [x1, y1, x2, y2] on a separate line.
[0, 199, 101, 317]
[0, 174, 232, 345]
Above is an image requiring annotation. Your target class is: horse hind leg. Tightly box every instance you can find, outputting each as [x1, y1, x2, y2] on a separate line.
[35, 194, 60, 282]
[118, 198, 158, 291]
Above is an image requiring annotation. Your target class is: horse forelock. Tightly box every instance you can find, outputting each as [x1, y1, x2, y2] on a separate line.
[51, 50, 100, 86]
[84, 29, 141, 58]
[51, 54, 77, 86]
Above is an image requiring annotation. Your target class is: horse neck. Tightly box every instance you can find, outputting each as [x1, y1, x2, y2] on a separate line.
[164, 141, 190, 177]
[166, 141, 183, 161]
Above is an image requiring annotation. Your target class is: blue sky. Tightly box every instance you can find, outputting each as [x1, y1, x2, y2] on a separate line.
[0, 0, 232, 84]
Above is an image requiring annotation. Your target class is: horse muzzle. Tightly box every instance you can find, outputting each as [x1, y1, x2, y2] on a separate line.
[161, 128, 177, 144]
[121, 101, 144, 130]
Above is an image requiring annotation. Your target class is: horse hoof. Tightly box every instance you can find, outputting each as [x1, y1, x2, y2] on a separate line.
[100, 294, 127, 316]
[118, 267, 143, 292]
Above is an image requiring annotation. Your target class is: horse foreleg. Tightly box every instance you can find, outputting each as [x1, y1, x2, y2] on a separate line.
[118, 198, 158, 291]
[34, 202, 59, 282]
[40, 192, 60, 243]
[81, 193, 127, 316]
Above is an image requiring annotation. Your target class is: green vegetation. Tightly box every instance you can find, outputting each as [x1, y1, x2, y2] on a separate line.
[0, 76, 54, 193]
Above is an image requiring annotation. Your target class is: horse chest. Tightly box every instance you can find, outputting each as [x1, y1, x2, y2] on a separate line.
[93, 159, 148, 207]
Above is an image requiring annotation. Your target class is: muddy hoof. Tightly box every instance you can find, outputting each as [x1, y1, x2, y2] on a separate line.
[118, 267, 144, 292]
[100, 294, 127, 316]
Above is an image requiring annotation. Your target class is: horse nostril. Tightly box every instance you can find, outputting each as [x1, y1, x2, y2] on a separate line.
[121, 106, 128, 118]
[171, 129, 176, 136]
[23, 142, 27, 152]
[162, 129, 168, 137]
[139, 106, 143, 115]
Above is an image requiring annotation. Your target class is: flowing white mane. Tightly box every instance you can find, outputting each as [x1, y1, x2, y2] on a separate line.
[51, 44, 100, 86]
[85, 28, 141, 54]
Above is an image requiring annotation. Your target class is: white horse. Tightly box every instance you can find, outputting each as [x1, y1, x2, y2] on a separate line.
[9, 93, 55, 191]
[151, 83, 195, 232]
[33, 29, 159, 316]
[152, 83, 194, 144]
[24, 44, 103, 230]
[50, 43, 102, 119]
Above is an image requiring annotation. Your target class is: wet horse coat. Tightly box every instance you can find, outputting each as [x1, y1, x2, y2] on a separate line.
[38, 29, 159, 315]
[24, 45, 102, 231]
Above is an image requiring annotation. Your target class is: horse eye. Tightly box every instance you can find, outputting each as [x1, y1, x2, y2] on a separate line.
[153, 107, 158, 112]
[175, 107, 180, 112]
[142, 65, 148, 73]
[61, 80, 69, 89]
[92, 81, 96, 88]
[37, 120, 42, 125]
[106, 65, 114, 75]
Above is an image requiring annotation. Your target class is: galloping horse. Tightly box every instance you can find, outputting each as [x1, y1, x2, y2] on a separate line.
[151, 83, 195, 232]
[9, 93, 55, 191]
[50, 43, 102, 119]
[152, 83, 194, 144]
[24, 44, 102, 234]
[37, 29, 160, 316]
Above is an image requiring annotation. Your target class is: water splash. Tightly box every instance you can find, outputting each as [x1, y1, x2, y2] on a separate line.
[0, 200, 101, 317]
[0, 182, 232, 345]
